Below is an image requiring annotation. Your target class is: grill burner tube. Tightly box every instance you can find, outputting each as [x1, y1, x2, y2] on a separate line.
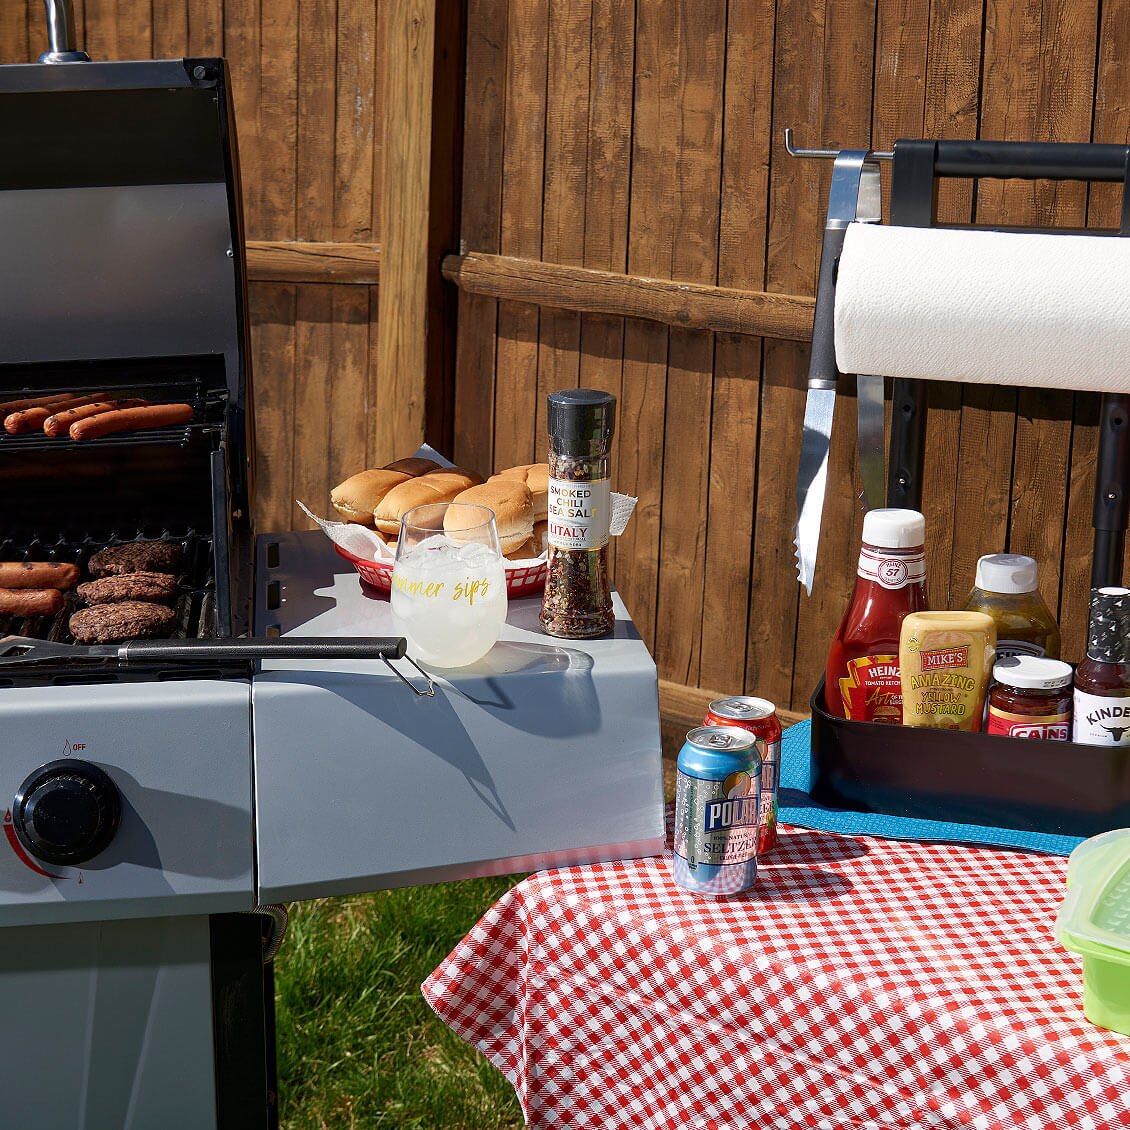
[39, 0, 90, 64]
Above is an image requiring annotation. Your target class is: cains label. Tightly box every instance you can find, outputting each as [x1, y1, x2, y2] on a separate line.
[1073, 689, 1130, 745]
[837, 654, 903, 723]
[547, 477, 611, 550]
[987, 707, 1070, 740]
[674, 769, 760, 869]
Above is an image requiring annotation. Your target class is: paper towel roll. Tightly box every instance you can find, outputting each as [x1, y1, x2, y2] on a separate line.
[834, 223, 1130, 393]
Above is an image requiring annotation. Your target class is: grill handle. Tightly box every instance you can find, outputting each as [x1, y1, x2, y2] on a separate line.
[116, 636, 408, 663]
[40, 0, 90, 63]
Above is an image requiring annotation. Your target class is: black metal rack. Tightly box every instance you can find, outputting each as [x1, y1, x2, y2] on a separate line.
[810, 138, 1130, 838]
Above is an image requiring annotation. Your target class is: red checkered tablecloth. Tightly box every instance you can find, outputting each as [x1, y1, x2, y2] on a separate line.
[423, 818, 1130, 1129]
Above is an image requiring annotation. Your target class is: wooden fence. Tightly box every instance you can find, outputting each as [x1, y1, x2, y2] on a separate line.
[450, 0, 1130, 713]
[2, 2, 1128, 717]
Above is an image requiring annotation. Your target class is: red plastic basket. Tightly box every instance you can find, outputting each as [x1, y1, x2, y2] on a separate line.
[334, 544, 547, 598]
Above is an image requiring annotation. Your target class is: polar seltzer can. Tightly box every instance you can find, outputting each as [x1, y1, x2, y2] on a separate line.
[703, 696, 782, 854]
[672, 726, 761, 897]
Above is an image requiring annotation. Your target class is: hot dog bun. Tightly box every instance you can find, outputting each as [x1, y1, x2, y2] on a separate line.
[331, 469, 411, 524]
[491, 463, 549, 521]
[373, 469, 482, 534]
[383, 457, 443, 477]
[448, 480, 534, 554]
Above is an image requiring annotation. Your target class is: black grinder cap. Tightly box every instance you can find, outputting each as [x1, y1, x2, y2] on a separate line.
[1086, 586, 1130, 663]
[547, 389, 616, 457]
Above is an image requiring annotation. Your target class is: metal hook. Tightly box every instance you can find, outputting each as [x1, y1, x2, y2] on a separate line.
[382, 653, 436, 697]
[784, 128, 892, 162]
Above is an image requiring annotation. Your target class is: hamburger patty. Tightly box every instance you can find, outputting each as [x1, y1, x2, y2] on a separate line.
[70, 601, 177, 644]
[77, 571, 178, 606]
[87, 540, 183, 578]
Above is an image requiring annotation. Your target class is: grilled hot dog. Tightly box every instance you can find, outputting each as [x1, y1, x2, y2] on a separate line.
[5, 394, 108, 435]
[0, 588, 64, 618]
[0, 562, 80, 590]
[0, 392, 78, 415]
[69, 403, 194, 441]
[43, 398, 150, 438]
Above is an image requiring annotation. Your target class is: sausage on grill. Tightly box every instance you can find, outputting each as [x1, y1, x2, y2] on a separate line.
[0, 562, 80, 590]
[5, 394, 109, 434]
[69, 403, 194, 441]
[43, 398, 150, 438]
[0, 392, 78, 415]
[0, 588, 64, 618]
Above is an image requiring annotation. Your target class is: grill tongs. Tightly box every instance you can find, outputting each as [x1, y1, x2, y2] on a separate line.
[0, 635, 437, 696]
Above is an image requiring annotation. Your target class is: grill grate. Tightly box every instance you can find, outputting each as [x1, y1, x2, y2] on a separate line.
[0, 378, 224, 452]
[0, 528, 218, 648]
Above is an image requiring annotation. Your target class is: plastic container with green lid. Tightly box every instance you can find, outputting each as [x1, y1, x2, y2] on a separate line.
[1057, 828, 1130, 1035]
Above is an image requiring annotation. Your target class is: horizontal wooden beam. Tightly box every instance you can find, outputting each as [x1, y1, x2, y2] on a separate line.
[659, 679, 808, 732]
[443, 252, 815, 341]
[245, 241, 382, 285]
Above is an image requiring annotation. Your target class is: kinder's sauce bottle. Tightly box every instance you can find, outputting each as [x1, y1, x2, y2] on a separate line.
[824, 509, 929, 723]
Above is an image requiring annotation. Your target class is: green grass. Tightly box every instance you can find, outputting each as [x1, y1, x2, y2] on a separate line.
[275, 876, 527, 1129]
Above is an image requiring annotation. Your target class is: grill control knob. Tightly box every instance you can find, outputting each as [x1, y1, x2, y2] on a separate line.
[12, 759, 121, 866]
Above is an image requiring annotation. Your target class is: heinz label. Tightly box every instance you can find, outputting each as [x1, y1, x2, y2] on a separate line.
[857, 547, 926, 590]
[838, 654, 903, 723]
[1073, 689, 1130, 745]
[547, 477, 611, 550]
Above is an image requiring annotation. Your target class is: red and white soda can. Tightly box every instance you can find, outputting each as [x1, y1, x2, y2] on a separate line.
[702, 697, 782, 853]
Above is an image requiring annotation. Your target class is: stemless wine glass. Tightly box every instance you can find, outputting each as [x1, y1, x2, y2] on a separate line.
[389, 502, 508, 668]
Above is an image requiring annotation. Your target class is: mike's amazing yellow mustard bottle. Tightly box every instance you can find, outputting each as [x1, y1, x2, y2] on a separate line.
[899, 611, 996, 731]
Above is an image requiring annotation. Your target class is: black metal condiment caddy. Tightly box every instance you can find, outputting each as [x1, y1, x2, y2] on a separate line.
[801, 137, 1130, 838]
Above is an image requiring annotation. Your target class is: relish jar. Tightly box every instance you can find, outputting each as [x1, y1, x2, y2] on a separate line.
[986, 656, 1072, 741]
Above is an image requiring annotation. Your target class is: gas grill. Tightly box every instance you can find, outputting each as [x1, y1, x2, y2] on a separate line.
[0, 11, 664, 1128]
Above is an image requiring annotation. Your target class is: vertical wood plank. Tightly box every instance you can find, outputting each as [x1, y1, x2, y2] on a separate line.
[376, 0, 438, 464]
[291, 286, 334, 528]
[335, 0, 376, 242]
[224, 0, 262, 234]
[154, 0, 189, 58]
[493, 0, 549, 471]
[0, 3, 29, 64]
[250, 283, 298, 533]
[616, 0, 678, 646]
[578, 0, 634, 578]
[296, 0, 338, 242]
[652, 0, 726, 688]
[452, 0, 508, 474]
[330, 285, 372, 488]
[187, 0, 223, 56]
[258, 0, 299, 242]
[701, 0, 774, 696]
[533, 0, 591, 454]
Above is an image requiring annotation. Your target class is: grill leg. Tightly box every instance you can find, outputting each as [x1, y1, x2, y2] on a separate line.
[210, 913, 278, 1130]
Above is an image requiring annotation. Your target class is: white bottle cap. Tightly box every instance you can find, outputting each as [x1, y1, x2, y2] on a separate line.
[992, 655, 1072, 690]
[861, 508, 925, 549]
[976, 554, 1038, 594]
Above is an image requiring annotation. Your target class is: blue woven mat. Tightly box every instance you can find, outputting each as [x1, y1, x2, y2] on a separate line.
[778, 719, 1083, 856]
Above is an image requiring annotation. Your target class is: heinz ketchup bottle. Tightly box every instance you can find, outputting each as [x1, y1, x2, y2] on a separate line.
[825, 509, 928, 723]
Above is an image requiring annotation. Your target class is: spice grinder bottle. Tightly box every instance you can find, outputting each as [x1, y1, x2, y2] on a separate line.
[540, 389, 616, 638]
[1073, 587, 1130, 746]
